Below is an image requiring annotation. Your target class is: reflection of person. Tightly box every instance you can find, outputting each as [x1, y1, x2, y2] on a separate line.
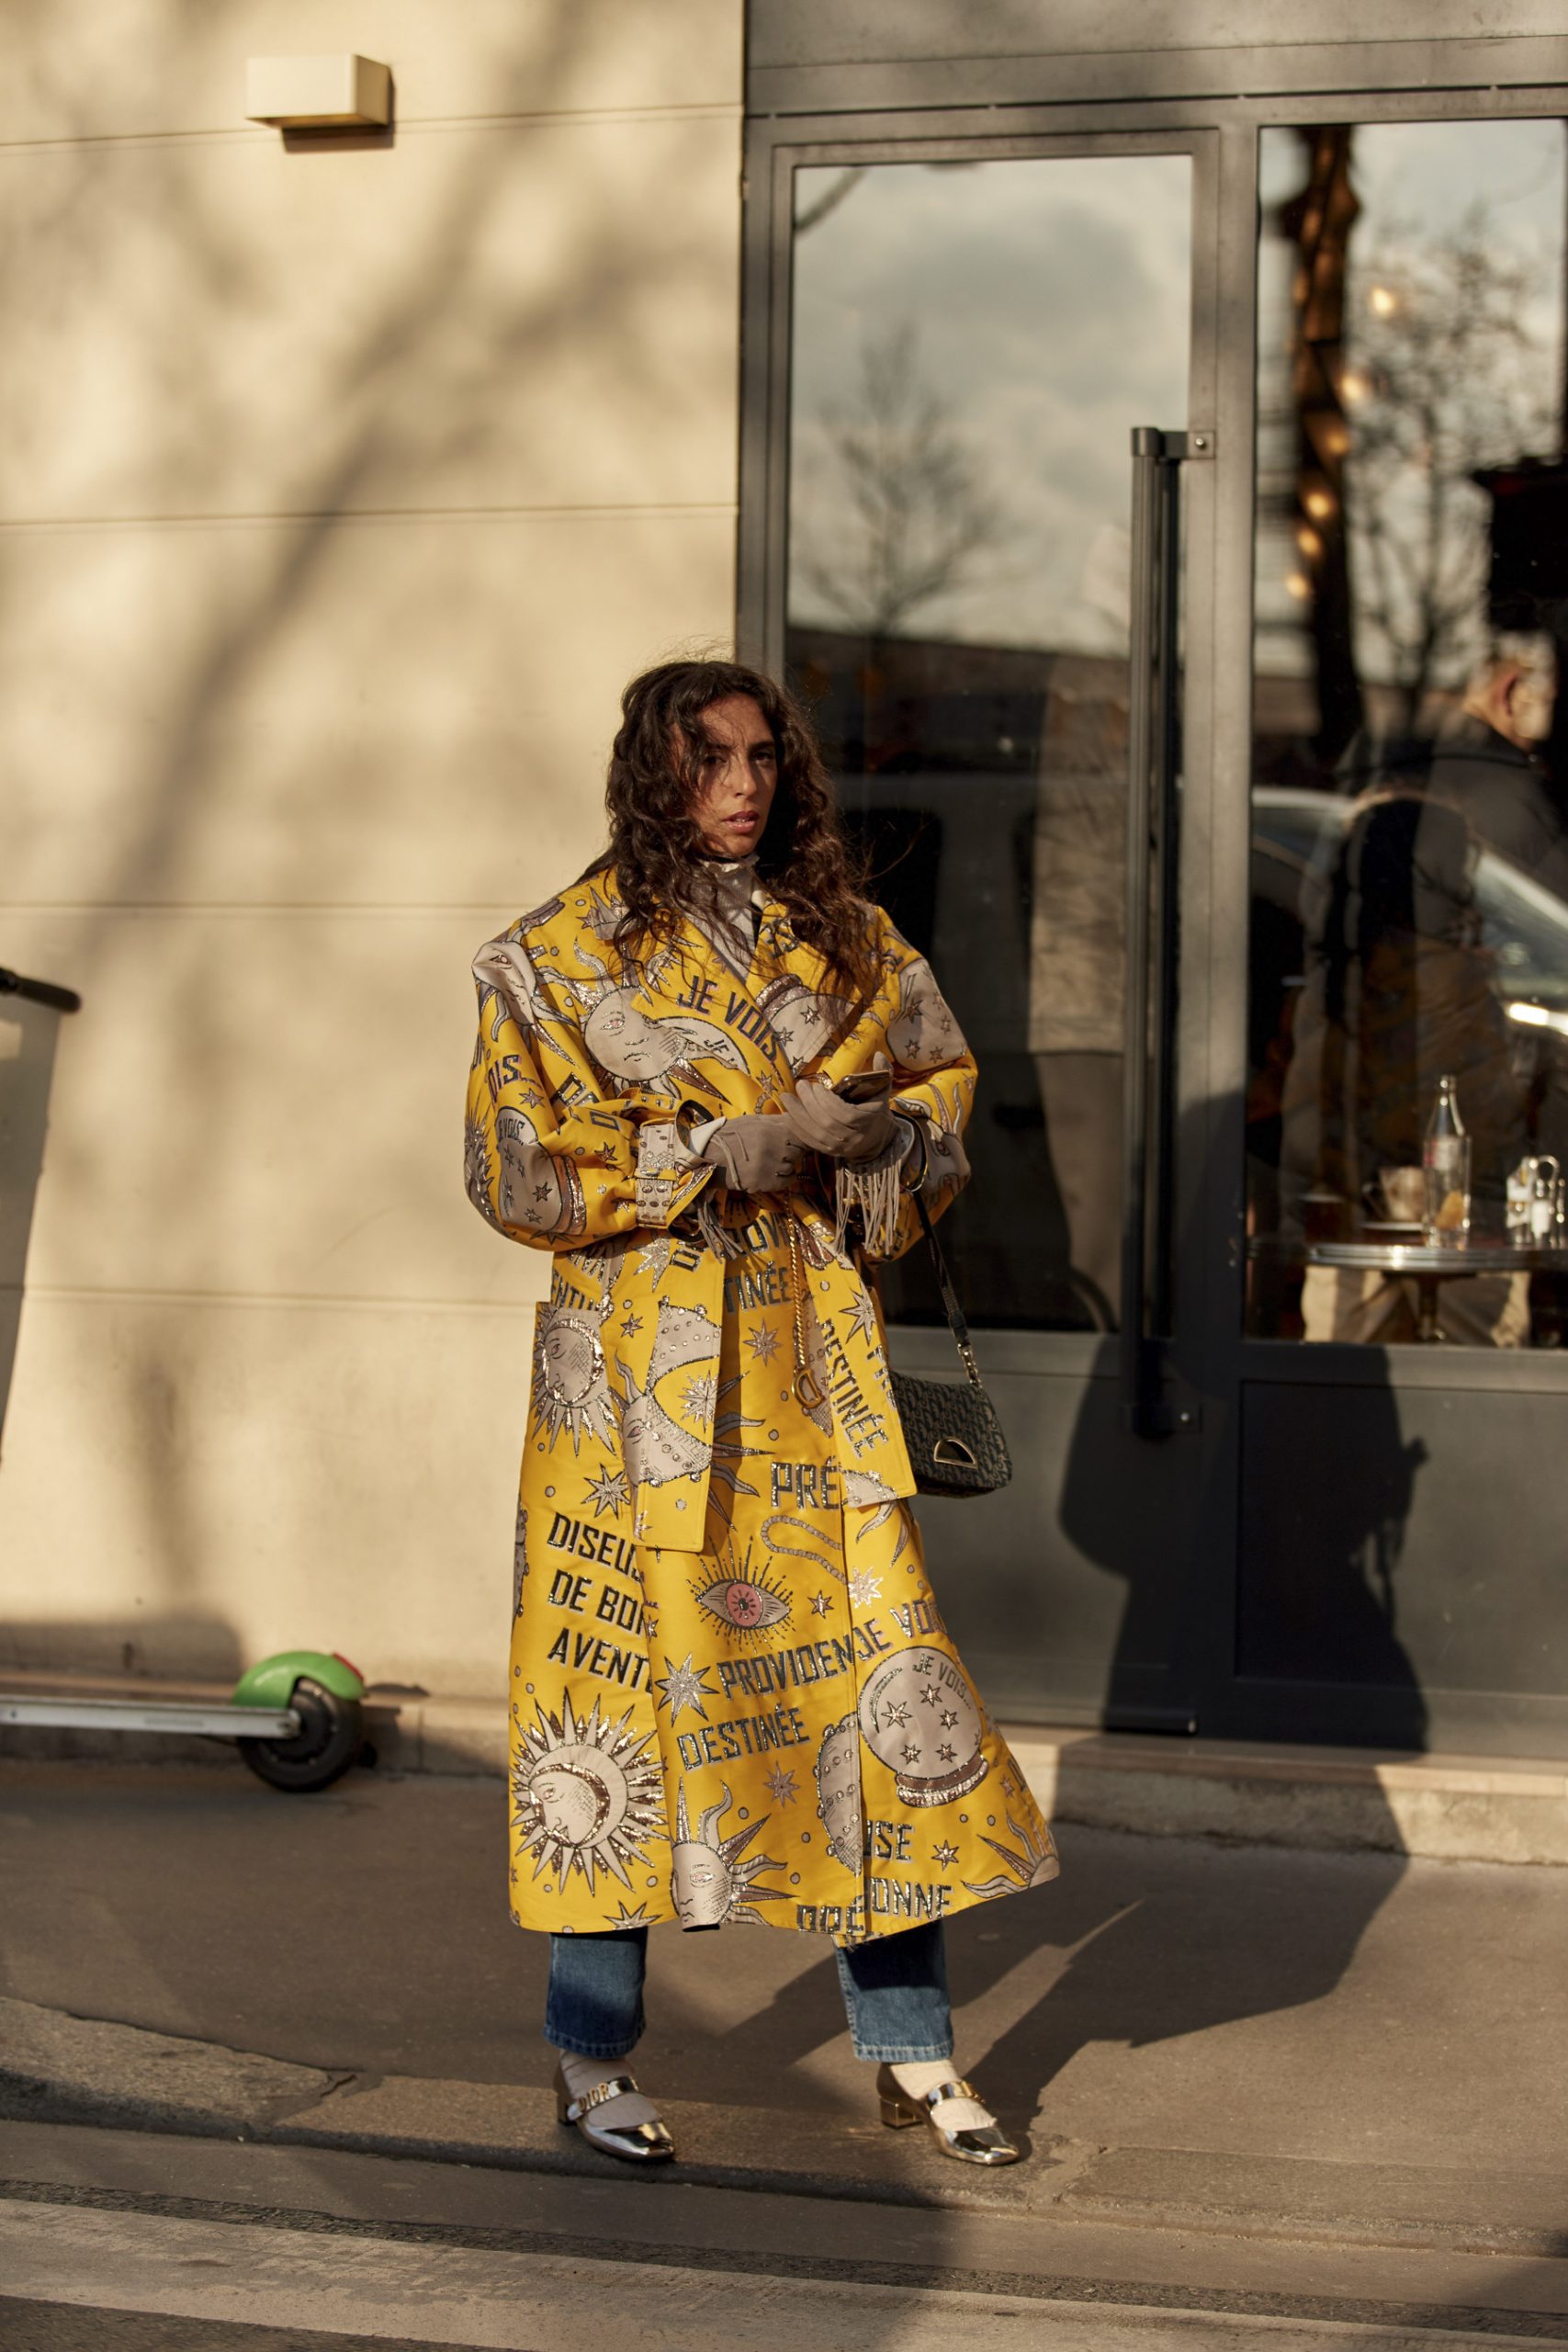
[1281, 794, 1530, 1343]
[1027, 661, 1129, 1324]
[1427, 634, 1568, 894]
[466, 659, 1056, 2169]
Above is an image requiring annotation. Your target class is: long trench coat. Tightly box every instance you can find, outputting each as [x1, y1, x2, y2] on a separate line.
[465, 867, 1057, 1945]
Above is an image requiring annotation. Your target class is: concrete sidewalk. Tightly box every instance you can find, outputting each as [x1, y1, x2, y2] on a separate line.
[6, 1669, 1568, 1862]
[2, 1761, 1565, 2257]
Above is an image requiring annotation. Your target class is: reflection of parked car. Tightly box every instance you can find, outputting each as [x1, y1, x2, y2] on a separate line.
[1252, 786, 1568, 1032]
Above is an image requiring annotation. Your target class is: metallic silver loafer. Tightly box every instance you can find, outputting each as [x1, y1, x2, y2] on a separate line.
[875, 2064, 1021, 2166]
[554, 2061, 675, 2164]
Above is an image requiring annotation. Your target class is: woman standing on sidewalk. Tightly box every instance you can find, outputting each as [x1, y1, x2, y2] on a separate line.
[464, 659, 1058, 2167]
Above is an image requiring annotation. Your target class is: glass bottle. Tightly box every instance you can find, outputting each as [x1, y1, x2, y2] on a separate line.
[1423, 1075, 1472, 1241]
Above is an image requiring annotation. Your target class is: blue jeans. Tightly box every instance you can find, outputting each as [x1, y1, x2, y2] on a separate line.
[545, 1920, 953, 2064]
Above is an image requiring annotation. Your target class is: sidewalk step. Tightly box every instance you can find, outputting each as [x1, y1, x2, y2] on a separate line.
[3, 1999, 1564, 2257]
[4, 1672, 1566, 1864]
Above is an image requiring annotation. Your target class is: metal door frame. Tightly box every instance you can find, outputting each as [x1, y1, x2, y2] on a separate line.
[737, 68, 1568, 1743]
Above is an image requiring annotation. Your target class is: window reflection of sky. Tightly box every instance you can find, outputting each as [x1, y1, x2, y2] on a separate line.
[788, 156, 1190, 653]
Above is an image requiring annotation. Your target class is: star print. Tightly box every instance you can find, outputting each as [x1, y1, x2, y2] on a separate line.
[516, 1084, 544, 1107]
[653, 1653, 716, 1723]
[603, 1901, 656, 1928]
[932, 1841, 960, 1869]
[745, 1324, 783, 1365]
[620, 1312, 644, 1337]
[532, 1182, 552, 1202]
[937, 1743, 956, 1763]
[810, 1590, 833, 1617]
[847, 1570, 882, 1607]
[918, 1682, 941, 1708]
[585, 1467, 630, 1520]
[940, 1708, 960, 1729]
[764, 1764, 800, 1807]
[902, 1742, 922, 1765]
[844, 1285, 878, 1343]
[883, 1700, 910, 1728]
[681, 1374, 717, 1420]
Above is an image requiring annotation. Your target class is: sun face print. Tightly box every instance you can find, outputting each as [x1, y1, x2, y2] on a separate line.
[669, 1781, 789, 1927]
[532, 1302, 618, 1453]
[962, 1811, 1061, 1902]
[511, 1690, 666, 1895]
[691, 1540, 792, 1646]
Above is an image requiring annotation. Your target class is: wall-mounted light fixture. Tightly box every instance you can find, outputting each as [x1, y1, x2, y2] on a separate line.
[245, 55, 391, 131]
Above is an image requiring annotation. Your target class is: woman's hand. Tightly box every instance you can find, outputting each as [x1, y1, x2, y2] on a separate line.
[781, 1080, 898, 1165]
[704, 1113, 804, 1193]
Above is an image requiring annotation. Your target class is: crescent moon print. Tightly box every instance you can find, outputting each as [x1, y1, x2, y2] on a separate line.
[670, 1781, 788, 1927]
[533, 1301, 618, 1453]
[584, 988, 749, 1091]
[512, 1691, 666, 1894]
[617, 1299, 721, 1492]
[814, 1713, 863, 1872]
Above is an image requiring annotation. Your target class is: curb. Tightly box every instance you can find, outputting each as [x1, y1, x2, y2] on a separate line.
[6, 1679, 1567, 1865]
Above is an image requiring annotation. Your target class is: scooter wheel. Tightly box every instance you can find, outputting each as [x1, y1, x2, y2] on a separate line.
[238, 1677, 362, 1792]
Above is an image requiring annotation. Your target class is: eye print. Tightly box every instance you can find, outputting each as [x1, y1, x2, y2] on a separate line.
[691, 1544, 793, 1646]
[698, 1578, 788, 1631]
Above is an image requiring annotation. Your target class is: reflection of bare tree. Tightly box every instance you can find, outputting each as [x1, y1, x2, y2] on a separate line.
[795, 322, 1008, 639]
[1348, 214, 1556, 728]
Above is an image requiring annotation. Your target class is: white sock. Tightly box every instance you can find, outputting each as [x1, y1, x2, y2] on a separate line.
[889, 2058, 994, 2134]
[556, 2047, 660, 2130]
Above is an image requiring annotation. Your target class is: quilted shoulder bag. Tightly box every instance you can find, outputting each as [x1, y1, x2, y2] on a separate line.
[888, 1192, 1013, 1498]
[785, 1198, 1011, 1500]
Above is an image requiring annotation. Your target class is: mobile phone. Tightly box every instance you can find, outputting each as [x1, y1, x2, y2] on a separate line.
[834, 1070, 892, 1104]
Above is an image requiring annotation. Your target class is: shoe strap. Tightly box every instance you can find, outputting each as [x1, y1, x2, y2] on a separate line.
[923, 2076, 981, 2109]
[565, 2073, 638, 2123]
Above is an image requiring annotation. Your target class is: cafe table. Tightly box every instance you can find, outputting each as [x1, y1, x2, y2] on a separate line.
[1303, 1236, 1556, 1344]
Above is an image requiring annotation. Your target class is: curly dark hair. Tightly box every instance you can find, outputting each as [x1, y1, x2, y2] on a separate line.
[587, 658, 878, 1002]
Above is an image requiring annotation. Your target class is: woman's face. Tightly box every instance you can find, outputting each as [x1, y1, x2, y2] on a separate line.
[686, 695, 778, 857]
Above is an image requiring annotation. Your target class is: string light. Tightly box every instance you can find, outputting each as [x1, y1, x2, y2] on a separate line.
[1296, 525, 1323, 559]
[1285, 571, 1312, 601]
[1367, 284, 1398, 318]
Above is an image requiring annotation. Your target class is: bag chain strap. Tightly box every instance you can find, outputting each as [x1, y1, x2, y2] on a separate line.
[784, 1215, 827, 1410]
[786, 1198, 982, 1405]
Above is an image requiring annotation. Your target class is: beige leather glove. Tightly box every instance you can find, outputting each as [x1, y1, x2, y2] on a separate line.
[704, 1113, 804, 1193]
[780, 1080, 898, 1164]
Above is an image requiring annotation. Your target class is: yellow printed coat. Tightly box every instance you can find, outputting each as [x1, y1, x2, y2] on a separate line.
[465, 870, 1058, 1944]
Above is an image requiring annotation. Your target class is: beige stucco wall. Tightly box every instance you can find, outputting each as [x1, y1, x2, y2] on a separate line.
[0, 2, 743, 1694]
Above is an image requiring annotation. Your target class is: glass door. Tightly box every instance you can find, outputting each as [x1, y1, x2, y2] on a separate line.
[743, 129, 1222, 1726]
[784, 152, 1193, 1335]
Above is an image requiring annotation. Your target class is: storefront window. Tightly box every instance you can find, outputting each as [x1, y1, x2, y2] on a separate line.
[786, 154, 1191, 1328]
[1247, 119, 1568, 1345]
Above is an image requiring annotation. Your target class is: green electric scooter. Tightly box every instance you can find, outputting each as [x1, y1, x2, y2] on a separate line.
[0, 966, 369, 1792]
[0, 1649, 368, 1792]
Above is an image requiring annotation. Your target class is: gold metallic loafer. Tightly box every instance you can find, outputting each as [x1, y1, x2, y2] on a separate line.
[554, 2061, 675, 2165]
[875, 2064, 1021, 2166]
